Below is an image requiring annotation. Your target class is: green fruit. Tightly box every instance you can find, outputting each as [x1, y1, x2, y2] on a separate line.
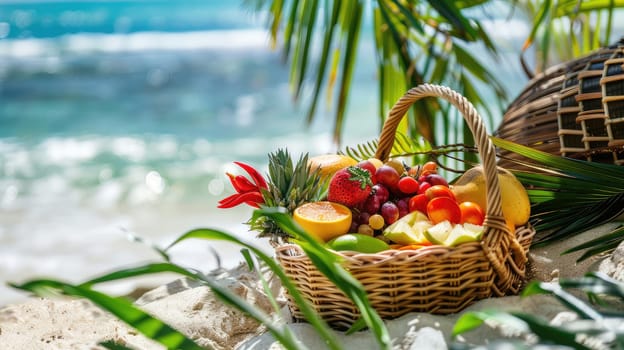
[383, 211, 431, 245]
[423, 220, 453, 245]
[424, 221, 484, 247]
[327, 233, 390, 253]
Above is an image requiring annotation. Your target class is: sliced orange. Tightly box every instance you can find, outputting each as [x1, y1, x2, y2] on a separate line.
[293, 201, 352, 242]
[308, 154, 357, 180]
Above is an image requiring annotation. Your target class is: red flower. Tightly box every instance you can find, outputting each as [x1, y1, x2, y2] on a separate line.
[218, 162, 267, 208]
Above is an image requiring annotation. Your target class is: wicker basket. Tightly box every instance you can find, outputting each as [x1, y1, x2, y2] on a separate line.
[602, 47, 624, 164]
[275, 84, 536, 329]
[497, 42, 624, 169]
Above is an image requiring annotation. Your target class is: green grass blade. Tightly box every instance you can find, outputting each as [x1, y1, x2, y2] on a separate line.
[493, 137, 624, 183]
[333, 0, 363, 145]
[254, 207, 392, 349]
[452, 310, 529, 337]
[305, 0, 340, 124]
[165, 224, 343, 350]
[425, 0, 478, 40]
[10, 280, 204, 350]
[50, 259, 306, 349]
[522, 281, 604, 321]
[510, 312, 591, 350]
[282, 0, 301, 61]
[78, 263, 201, 289]
[560, 272, 624, 300]
[389, 0, 425, 33]
[563, 225, 624, 255]
[293, 0, 320, 100]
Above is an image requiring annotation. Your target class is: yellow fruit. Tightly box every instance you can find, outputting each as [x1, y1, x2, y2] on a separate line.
[327, 233, 390, 253]
[293, 201, 352, 242]
[308, 154, 357, 180]
[451, 166, 530, 226]
[367, 158, 384, 169]
[384, 159, 405, 175]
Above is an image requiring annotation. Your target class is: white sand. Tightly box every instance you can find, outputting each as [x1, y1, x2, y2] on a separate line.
[1, 222, 622, 349]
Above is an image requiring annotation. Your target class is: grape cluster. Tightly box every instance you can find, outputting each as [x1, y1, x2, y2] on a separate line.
[349, 160, 446, 236]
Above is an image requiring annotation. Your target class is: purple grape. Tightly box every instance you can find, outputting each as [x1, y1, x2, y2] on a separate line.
[396, 198, 409, 218]
[364, 195, 381, 214]
[380, 201, 399, 225]
[425, 174, 449, 187]
[372, 184, 390, 204]
[349, 221, 359, 233]
[359, 211, 371, 225]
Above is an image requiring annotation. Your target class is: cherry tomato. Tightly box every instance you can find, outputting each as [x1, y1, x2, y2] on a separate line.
[427, 197, 461, 224]
[459, 201, 485, 225]
[422, 161, 437, 173]
[425, 185, 456, 201]
[417, 181, 432, 195]
[398, 176, 419, 194]
[408, 194, 429, 214]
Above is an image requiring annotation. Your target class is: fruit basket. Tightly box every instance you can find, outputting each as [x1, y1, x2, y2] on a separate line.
[274, 84, 536, 329]
[496, 40, 624, 168]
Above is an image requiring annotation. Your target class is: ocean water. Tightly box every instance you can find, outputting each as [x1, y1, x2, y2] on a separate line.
[0, 1, 530, 305]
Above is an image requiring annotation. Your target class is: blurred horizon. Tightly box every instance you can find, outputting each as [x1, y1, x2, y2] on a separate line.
[0, 0, 534, 305]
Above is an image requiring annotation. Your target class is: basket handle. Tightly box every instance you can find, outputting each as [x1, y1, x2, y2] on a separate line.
[375, 84, 527, 292]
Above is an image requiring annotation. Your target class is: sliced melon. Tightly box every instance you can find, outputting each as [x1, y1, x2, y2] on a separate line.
[424, 221, 484, 247]
[445, 224, 484, 246]
[423, 220, 453, 245]
[383, 211, 430, 245]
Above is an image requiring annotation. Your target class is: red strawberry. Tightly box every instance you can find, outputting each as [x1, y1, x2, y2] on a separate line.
[327, 166, 373, 207]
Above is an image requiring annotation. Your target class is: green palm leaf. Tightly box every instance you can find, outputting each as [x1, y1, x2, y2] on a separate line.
[10, 279, 204, 350]
[492, 137, 624, 259]
[250, 0, 505, 147]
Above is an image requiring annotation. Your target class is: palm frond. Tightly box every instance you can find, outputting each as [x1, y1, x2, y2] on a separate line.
[492, 137, 624, 259]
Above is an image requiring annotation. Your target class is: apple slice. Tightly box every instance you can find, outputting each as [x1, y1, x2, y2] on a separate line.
[423, 220, 453, 245]
[383, 211, 430, 245]
[445, 223, 484, 246]
[424, 221, 484, 247]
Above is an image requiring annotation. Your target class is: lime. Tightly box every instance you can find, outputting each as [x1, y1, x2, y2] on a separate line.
[327, 234, 389, 253]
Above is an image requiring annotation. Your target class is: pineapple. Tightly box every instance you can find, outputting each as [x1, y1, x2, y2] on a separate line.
[249, 149, 325, 245]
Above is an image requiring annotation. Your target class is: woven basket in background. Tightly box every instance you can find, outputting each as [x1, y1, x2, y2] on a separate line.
[497, 40, 624, 168]
[275, 84, 536, 330]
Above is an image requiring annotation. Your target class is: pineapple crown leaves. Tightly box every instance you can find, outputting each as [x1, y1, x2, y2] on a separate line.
[250, 148, 324, 241]
[345, 166, 373, 190]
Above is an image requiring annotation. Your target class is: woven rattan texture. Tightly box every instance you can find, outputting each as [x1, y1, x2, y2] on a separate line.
[497, 42, 624, 168]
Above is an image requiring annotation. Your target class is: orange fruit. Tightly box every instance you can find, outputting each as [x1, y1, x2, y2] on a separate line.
[293, 201, 352, 242]
[308, 154, 357, 180]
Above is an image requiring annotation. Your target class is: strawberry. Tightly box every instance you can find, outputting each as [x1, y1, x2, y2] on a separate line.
[327, 166, 373, 207]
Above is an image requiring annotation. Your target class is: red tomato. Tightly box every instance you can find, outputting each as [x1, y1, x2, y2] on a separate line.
[427, 197, 461, 224]
[408, 193, 429, 214]
[417, 181, 431, 195]
[398, 176, 419, 194]
[424, 185, 456, 201]
[459, 202, 485, 225]
[422, 161, 437, 173]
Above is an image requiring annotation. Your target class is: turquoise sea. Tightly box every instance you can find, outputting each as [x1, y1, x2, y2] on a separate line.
[0, 0, 530, 304]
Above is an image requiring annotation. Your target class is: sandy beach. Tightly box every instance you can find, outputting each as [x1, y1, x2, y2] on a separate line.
[2, 220, 622, 349]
